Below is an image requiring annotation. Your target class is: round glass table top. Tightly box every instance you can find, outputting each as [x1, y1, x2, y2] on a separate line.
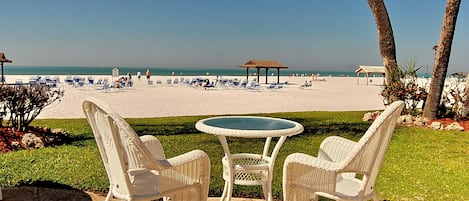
[196, 116, 304, 138]
[203, 117, 295, 130]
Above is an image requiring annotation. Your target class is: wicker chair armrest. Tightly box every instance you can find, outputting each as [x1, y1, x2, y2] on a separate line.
[159, 150, 211, 198]
[283, 153, 342, 195]
[166, 150, 210, 168]
[318, 136, 357, 162]
[164, 150, 211, 182]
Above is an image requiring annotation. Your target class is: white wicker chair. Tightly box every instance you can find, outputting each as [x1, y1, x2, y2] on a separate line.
[82, 97, 211, 201]
[283, 100, 404, 201]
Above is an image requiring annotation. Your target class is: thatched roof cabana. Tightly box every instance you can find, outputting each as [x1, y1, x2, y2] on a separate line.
[1, 53, 12, 83]
[355, 65, 385, 85]
[239, 60, 288, 84]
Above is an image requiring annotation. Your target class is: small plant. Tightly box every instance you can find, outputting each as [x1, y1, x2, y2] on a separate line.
[0, 84, 64, 131]
[381, 59, 427, 115]
[381, 80, 427, 116]
[400, 59, 422, 79]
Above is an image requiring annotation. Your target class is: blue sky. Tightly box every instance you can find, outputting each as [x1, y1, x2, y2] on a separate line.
[1, 1, 467, 73]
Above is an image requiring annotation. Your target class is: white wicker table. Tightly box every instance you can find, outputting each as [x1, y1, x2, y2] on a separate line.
[195, 116, 304, 201]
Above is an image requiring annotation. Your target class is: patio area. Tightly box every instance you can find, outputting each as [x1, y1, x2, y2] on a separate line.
[1, 186, 265, 201]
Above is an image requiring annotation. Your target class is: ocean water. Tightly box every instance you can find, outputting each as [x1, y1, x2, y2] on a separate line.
[4, 66, 360, 77]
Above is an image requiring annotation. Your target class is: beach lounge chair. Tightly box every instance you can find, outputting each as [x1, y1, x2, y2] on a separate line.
[15, 79, 23, 86]
[44, 76, 51, 83]
[95, 78, 103, 85]
[147, 79, 154, 85]
[267, 83, 283, 90]
[101, 79, 110, 89]
[203, 82, 216, 90]
[65, 76, 74, 85]
[82, 97, 211, 201]
[78, 80, 85, 87]
[88, 77, 94, 84]
[247, 81, 261, 90]
[182, 79, 190, 86]
[102, 83, 110, 90]
[52, 76, 60, 84]
[283, 100, 404, 201]
[44, 76, 57, 87]
[38, 79, 47, 86]
[28, 79, 37, 86]
[189, 78, 198, 86]
[299, 81, 313, 89]
[238, 80, 247, 88]
[218, 79, 228, 88]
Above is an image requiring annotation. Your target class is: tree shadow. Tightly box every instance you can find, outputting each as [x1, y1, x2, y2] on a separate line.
[3, 181, 92, 201]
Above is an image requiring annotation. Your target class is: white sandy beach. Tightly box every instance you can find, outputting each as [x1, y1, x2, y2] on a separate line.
[4, 75, 386, 119]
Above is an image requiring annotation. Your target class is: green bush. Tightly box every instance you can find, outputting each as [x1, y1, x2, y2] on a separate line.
[381, 80, 428, 115]
[381, 59, 428, 116]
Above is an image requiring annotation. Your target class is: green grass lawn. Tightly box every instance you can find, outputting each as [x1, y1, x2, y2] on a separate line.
[1, 111, 468, 200]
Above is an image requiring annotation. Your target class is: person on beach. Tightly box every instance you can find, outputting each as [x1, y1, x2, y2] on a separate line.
[202, 79, 210, 87]
[145, 69, 151, 80]
[300, 80, 312, 88]
[137, 71, 141, 80]
[126, 72, 133, 87]
[115, 77, 127, 88]
[127, 72, 132, 80]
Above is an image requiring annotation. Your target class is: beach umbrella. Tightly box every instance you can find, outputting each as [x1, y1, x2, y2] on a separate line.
[0, 53, 12, 83]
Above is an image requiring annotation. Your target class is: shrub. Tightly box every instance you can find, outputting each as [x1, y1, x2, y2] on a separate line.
[439, 78, 467, 119]
[381, 79, 428, 116]
[381, 59, 427, 115]
[0, 84, 63, 131]
[381, 59, 467, 119]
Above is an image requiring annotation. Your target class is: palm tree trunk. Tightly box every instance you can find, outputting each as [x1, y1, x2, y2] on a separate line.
[422, 0, 461, 121]
[367, 0, 400, 102]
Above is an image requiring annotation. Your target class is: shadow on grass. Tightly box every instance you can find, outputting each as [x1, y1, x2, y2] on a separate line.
[3, 181, 92, 201]
[130, 118, 372, 138]
[132, 122, 199, 135]
[0, 127, 97, 152]
[286, 117, 371, 137]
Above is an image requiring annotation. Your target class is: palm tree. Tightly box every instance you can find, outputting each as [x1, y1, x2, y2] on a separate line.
[422, 0, 461, 121]
[367, 0, 400, 103]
